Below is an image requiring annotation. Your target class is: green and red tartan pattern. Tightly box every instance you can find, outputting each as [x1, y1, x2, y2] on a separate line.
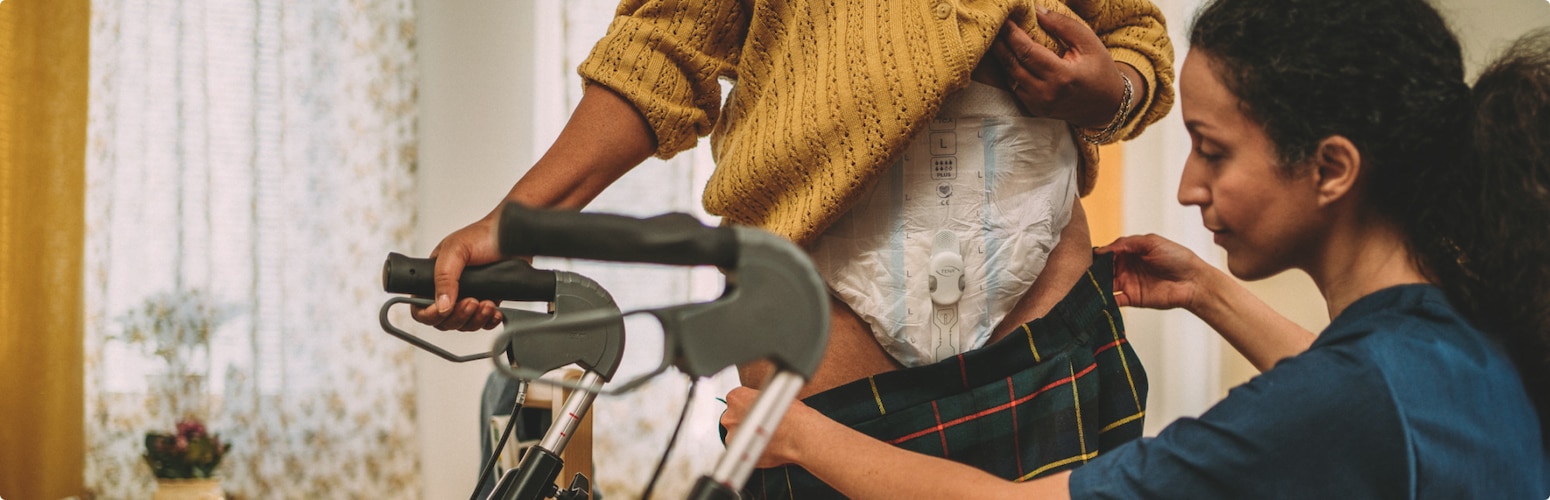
[742, 252, 1147, 499]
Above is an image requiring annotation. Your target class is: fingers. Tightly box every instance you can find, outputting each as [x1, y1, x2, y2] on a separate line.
[432, 245, 466, 317]
[463, 300, 503, 331]
[720, 387, 760, 426]
[1099, 234, 1153, 255]
[411, 296, 502, 331]
[726, 386, 759, 407]
[722, 386, 806, 468]
[996, 11, 1126, 126]
[428, 297, 503, 331]
[1095, 240, 1122, 254]
[412, 218, 507, 330]
[991, 38, 1043, 92]
[1033, 7, 1106, 56]
[470, 300, 501, 331]
[997, 20, 1063, 77]
[436, 298, 478, 330]
[1111, 252, 1147, 308]
[1113, 288, 1136, 308]
[992, 43, 1055, 115]
[410, 303, 443, 325]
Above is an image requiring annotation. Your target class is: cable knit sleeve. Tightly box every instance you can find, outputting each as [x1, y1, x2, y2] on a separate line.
[577, 0, 751, 158]
[1067, 0, 1176, 143]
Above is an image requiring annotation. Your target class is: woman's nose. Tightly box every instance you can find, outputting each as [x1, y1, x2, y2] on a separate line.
[1177, 164, 1210, 207]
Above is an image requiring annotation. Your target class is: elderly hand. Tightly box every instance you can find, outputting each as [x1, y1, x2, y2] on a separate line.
[991, 8, 1128, 128]
[409, 217, 505, 331]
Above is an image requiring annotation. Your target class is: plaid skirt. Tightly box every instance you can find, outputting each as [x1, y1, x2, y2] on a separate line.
[742, 251, 1147, 498]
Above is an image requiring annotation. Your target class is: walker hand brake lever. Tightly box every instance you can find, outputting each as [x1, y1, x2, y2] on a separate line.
[378, 252, 625, 380]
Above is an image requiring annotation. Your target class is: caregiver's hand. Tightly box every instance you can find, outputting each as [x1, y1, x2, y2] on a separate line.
[1100, 234, 1213, 311]
[721, 386, 829, 469]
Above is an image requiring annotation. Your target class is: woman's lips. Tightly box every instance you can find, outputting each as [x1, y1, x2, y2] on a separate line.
[1209, 227, 1229, 245]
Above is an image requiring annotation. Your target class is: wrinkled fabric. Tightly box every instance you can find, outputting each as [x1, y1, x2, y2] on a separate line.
[811, 82, 1079, 366]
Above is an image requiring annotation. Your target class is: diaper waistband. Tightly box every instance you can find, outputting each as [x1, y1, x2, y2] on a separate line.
[803, 251, 1122, 418]
[940, 81, 1033, 119]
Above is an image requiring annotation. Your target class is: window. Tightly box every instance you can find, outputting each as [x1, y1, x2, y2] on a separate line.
[84, 1, 420, 496]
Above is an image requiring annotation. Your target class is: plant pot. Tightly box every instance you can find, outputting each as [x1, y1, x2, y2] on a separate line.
[154, 478, 224, 500]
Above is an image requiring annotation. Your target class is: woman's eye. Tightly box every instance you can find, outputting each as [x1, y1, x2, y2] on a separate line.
[1188, 134, 1227, 163]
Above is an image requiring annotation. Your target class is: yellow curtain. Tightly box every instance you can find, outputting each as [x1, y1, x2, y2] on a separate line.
[0, 0, 89, 498]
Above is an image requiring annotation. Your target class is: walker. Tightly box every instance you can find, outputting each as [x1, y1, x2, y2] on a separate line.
[380, 202, 830, 500]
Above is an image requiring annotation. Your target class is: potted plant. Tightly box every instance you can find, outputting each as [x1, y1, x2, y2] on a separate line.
[116, 288, 238, 498]
[144, 418, 230, 499]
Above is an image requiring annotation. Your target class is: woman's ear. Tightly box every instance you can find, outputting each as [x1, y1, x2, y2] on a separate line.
[1311, 135, 1362, 206]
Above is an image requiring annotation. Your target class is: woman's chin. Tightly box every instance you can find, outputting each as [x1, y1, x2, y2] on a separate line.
[1224, 253, 1283, 282]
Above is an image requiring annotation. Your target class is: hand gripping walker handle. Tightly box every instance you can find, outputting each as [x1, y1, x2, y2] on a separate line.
[379, 253, 625, 380]
[378, 253, 559, 363]
[497, 203, 739, 268]
[383, 252, 557, 302]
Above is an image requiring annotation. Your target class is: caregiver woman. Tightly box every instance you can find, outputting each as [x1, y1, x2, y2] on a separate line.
[721, 0, 1550, 497]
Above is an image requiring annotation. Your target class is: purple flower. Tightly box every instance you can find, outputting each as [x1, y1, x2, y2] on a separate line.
[176, 419, 207, 439]
[145, 419, 231, 479]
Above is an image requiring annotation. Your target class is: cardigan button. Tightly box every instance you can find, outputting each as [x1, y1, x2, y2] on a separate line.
[933, 1, 952, 19]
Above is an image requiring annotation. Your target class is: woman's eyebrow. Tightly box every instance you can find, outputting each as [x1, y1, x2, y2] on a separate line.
[1184, 118, 1214, 134]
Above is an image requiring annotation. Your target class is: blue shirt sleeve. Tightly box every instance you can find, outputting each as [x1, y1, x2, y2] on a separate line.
[1068, 344, 1410, 499]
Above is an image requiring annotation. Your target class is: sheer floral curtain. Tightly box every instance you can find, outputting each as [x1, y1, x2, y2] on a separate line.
[84, 0, 420, 497]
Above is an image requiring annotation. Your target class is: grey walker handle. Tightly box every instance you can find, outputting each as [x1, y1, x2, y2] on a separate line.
[496, 204, 829, 379]
[499, 203, 737, 268]
[494, 204, 831, 499]
[383, 252, 557, 303]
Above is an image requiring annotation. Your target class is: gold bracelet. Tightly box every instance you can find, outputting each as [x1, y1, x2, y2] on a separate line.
[1079, 72, 1133, 145]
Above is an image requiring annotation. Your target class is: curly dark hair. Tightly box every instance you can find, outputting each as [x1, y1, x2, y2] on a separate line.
[1191, 0, 1550, 434]
[1459, 30, 1550, 432]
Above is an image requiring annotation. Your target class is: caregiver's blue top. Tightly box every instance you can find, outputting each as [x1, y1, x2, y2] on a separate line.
[1069, 284, 1549, 499]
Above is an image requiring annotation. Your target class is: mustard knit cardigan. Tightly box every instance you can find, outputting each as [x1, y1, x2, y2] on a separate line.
[579, 0, 1176, 246]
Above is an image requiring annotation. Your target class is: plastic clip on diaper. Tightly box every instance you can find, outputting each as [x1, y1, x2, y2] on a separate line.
[929, 230, 966, 361]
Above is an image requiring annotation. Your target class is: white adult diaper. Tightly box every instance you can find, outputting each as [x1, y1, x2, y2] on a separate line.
[810, 81, 1079, 367]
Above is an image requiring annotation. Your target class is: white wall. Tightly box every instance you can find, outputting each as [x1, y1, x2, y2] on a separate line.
[1442, 0, 1550, 80]
[414, 1, 534, 498]
[1118, 0, 1217, 434]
